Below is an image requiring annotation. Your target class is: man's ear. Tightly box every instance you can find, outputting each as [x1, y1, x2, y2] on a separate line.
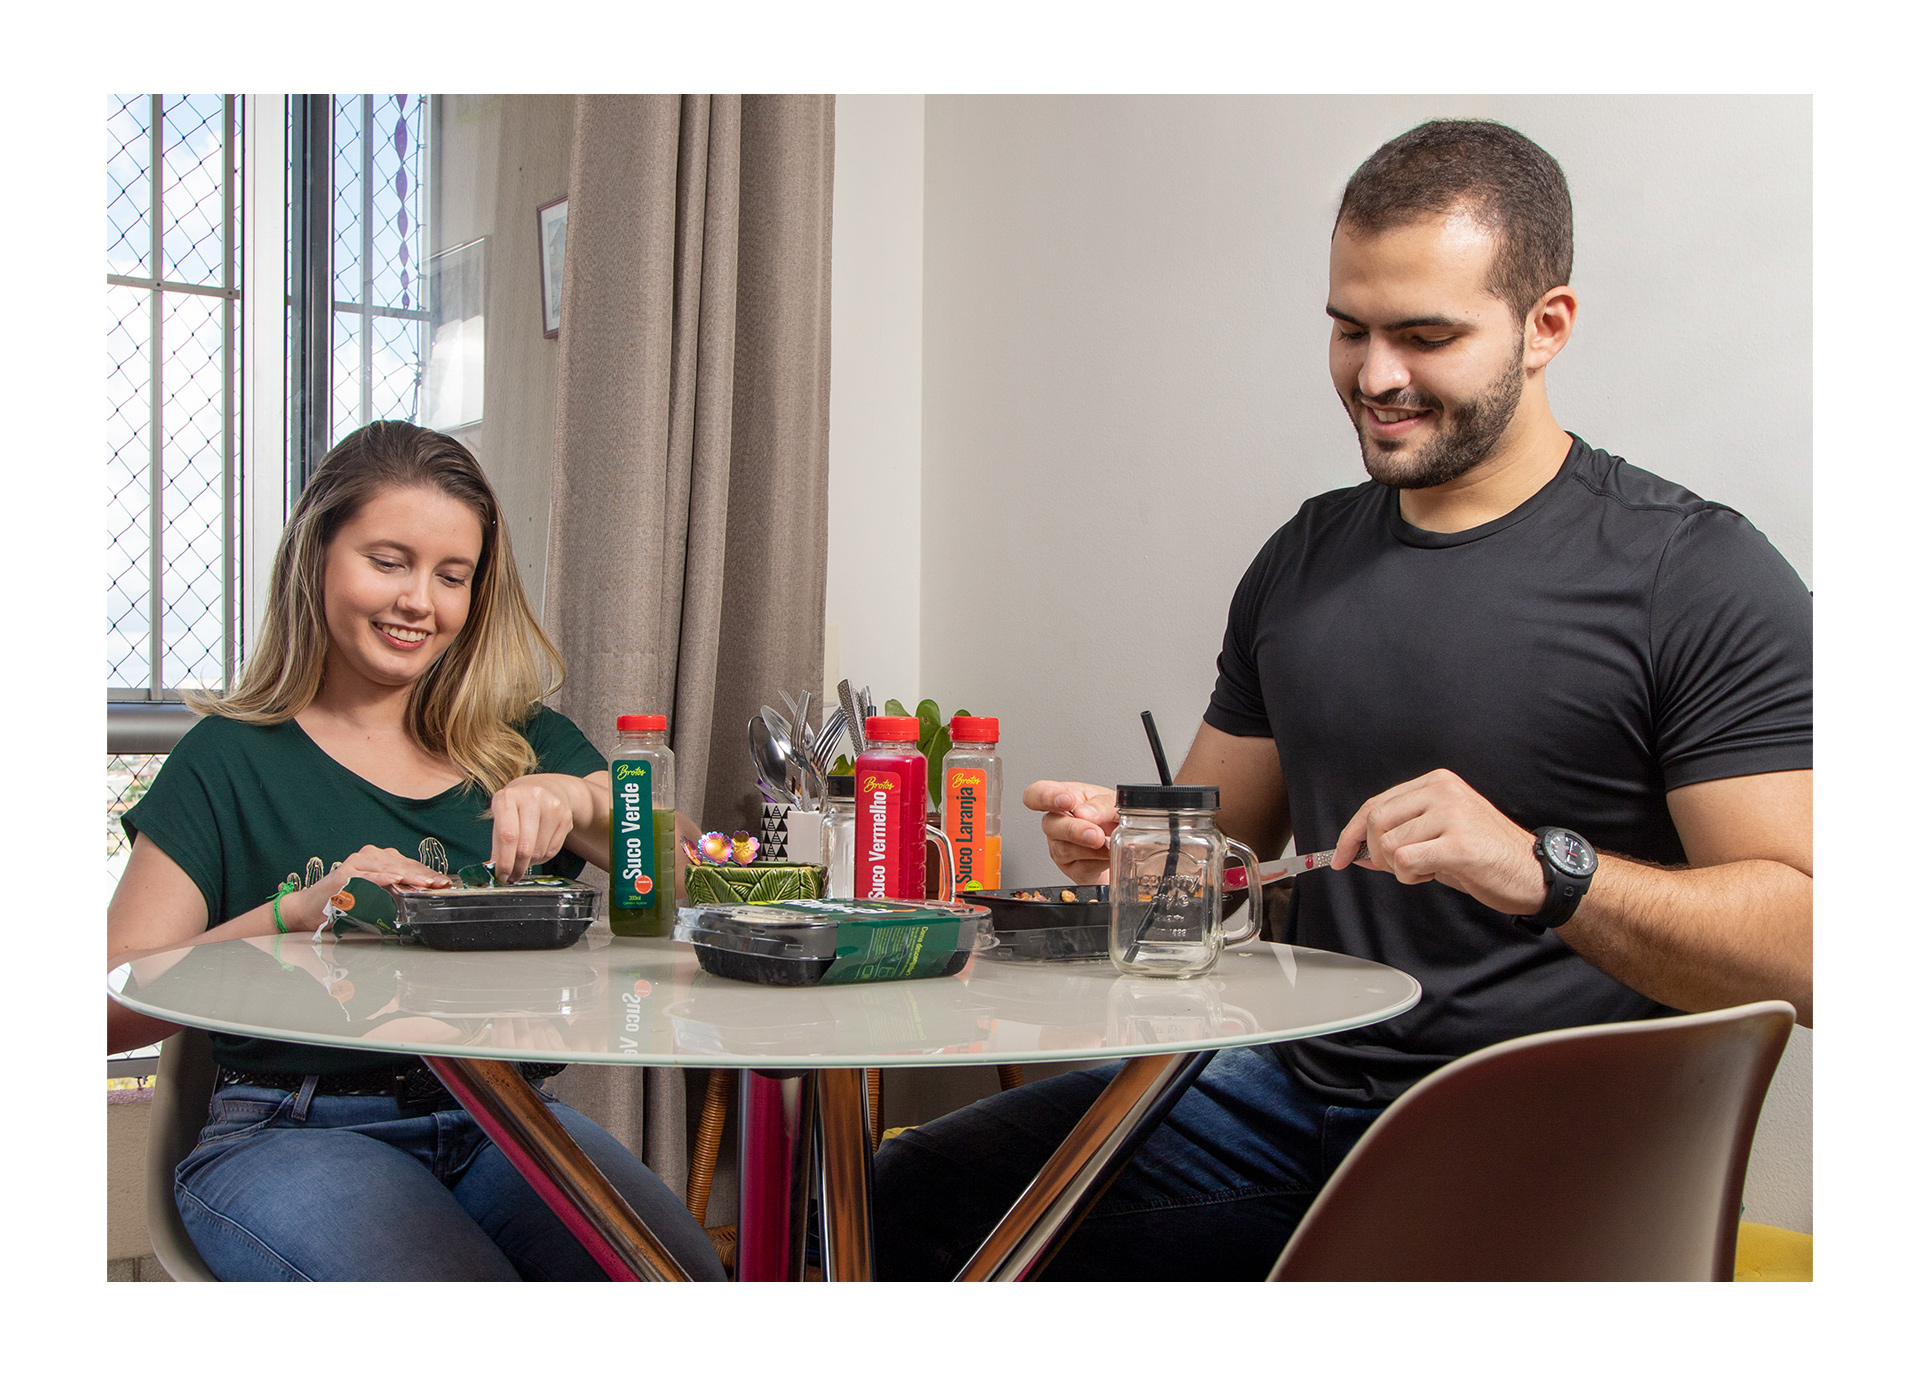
[1524, 285, 1578, 370]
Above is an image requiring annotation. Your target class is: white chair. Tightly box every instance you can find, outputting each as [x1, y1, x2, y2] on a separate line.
[146, 1029, 220, 1281]
[1268, 1000, 1796, 1281]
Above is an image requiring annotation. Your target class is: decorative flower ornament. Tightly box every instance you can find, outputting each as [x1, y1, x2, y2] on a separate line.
[689, 831, 763, 866]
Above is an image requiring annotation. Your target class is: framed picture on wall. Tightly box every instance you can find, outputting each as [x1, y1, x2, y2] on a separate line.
[537, 195, 567, 339]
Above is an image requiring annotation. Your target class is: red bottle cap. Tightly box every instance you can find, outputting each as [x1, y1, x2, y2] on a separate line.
[617, 714, 668, 731]
[948, 715, 999, 743]
[862, 716, 921, 742]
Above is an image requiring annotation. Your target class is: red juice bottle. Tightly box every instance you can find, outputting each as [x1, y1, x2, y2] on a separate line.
[855, 716, 929, 899]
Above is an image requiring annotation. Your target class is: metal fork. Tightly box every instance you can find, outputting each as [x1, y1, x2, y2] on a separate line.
[810, 708, 847, 775]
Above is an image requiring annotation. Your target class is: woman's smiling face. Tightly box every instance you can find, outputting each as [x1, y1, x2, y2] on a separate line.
[320, 483, 485, 692]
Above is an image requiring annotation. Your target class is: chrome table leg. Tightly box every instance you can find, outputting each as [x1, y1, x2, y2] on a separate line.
[814, 1067, 876, 1281]
[422, 1055, 690, 1282]
[954, 1049, 1214, 1281]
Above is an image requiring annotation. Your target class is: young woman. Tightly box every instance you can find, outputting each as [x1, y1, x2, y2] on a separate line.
[107, 421, 725, 1281]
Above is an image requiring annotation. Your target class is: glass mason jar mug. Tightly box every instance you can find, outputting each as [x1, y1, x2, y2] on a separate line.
[1108, 784, 1263, 978]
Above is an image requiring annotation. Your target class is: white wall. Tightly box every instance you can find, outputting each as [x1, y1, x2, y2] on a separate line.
[830, 94, 1812, 1233]
[825, 95, 926, 712]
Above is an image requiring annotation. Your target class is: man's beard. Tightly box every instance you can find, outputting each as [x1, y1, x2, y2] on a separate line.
[1348, 344, 1526, 490]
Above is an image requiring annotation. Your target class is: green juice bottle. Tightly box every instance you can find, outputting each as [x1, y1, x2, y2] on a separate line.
[609, 714, 676, 938]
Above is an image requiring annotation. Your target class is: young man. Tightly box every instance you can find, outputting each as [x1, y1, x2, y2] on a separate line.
[872, 120, 1812, 1282]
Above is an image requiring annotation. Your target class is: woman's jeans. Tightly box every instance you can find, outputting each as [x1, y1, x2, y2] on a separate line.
[872, 1045, 1384, 1281]
[176, 1079, 727, 1281]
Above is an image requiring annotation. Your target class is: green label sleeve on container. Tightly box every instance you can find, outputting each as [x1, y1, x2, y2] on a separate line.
[818, 914, 962, 984]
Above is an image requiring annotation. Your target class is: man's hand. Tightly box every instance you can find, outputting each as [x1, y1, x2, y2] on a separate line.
[1022, 780, 1121, 884]
[1333, 768, 1548, 915]
[1333, 767, 1813, 1025]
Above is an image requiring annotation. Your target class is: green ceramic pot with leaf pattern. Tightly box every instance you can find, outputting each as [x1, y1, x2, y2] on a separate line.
[682, 863, 825, 909]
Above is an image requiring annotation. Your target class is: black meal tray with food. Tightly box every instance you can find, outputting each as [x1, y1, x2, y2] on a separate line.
[673, 898, 993, 986]
[391, 883, 600, 952]
[964, 884, 1111, 962]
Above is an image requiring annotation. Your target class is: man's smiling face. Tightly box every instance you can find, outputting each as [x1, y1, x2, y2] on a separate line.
[1327, 209, 1528, 490]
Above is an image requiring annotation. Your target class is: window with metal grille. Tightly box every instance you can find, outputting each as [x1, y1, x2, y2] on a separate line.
[329, 94, 431, 442]
[107, 94, 240, 703]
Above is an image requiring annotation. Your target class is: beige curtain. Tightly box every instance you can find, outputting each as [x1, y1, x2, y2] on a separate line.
[542, 95, 834, 1198]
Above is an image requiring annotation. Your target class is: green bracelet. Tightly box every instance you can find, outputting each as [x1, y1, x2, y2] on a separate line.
[273, 877, 299, 935]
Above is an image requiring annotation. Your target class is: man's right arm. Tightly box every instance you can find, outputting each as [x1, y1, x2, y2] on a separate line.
[1025, 722, 1290, 882]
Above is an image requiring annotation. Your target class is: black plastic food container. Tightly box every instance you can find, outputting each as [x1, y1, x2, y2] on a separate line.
[673, 898, 994, 986]
[393, 884, 600, 951]
[964, 885, 1110, 962]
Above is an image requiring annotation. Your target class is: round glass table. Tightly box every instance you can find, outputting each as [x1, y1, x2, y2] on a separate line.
[110, 928, 1419, 1281]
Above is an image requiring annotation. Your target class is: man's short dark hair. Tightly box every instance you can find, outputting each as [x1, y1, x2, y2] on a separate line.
[1336, 120, 1574, 323]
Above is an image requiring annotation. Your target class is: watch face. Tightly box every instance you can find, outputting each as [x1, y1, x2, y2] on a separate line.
[1542, 829, 1598, 877]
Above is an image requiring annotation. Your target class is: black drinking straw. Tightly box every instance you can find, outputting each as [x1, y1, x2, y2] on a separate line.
[1141, 710, 1173, 786]
[1128, 711, 1185, 963]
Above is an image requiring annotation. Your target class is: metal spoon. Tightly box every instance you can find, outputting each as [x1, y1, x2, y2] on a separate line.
[779, 690, 817, 805]
[748, 714, 798, 806]
[761, 707, 812, 807]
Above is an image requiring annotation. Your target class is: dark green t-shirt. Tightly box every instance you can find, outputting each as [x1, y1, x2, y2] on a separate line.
[122, 705, 607, 1075]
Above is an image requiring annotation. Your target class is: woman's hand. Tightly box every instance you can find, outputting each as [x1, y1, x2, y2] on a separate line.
[490, 774, 595, 881]
[277, 845, 453, 931]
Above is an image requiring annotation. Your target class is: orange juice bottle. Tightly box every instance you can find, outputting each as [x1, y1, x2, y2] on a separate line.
[943, 716, 1002, 892]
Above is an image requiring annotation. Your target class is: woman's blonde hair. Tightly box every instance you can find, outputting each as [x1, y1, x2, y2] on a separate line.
[189, 421, 565, 795]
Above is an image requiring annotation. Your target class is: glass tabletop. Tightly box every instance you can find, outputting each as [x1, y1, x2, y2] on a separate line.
[108, 926, 1421, 1069]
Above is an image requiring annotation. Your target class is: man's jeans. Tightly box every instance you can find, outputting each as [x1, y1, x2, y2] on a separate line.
[872, 1045, 1383, 1280]
[176, 1080, 727, 1281]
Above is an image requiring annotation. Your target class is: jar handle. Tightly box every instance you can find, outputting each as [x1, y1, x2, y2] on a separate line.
[1222, 836, 1264, 946]
[927, 825, 956, 903]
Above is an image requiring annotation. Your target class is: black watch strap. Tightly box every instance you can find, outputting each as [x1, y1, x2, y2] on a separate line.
[1517, 827, 1596, 935]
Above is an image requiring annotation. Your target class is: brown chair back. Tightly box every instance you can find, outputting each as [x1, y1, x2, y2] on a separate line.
[1268, 1001, 1795, 1281]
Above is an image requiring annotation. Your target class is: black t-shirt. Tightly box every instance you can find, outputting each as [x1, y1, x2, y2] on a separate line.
[1204, 436, 1811, 1104]
[122, 705, 608, 1075]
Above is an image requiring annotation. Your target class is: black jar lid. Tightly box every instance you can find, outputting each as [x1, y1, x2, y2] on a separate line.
[1115, 783, 1219, 811]
[827, 773, 856, 799]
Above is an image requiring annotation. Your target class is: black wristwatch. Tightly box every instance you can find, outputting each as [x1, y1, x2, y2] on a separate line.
[1516, 827, 1597, 935]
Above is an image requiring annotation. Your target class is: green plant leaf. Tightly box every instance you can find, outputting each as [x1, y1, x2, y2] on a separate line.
[915, 699, 942, 753]
[884, 698, 909, 719]
[830, 755, 853, 775]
